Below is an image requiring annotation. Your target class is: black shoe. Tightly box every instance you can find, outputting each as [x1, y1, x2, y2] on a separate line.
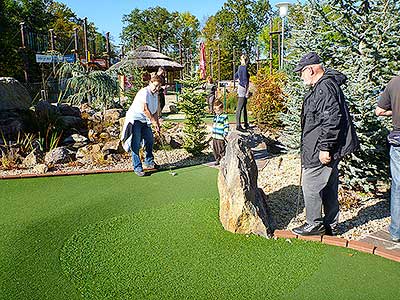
[325, 225, 338, 236]
[391, 236, 400, 242]
[292, 223, 325, 236]
[236, 126, 245, 132]
[244, 124, 250, 129]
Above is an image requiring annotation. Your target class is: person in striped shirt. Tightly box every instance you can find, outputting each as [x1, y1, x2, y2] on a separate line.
[212, 100, 229, 165]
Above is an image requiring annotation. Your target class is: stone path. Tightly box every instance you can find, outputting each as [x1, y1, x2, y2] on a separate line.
[360, 229, 400, 254]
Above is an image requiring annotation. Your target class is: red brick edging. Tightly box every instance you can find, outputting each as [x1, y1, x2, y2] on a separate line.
[1, 168, 133, 180]
[274, 230, 400, 263]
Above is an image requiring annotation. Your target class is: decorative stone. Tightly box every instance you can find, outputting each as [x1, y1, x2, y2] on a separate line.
[33, 163, 48, 174]
[104, 109, 124, 124]
[102, 140, 123, 155]
[21, 150, 38, 168]
[218, 132, 274, 237]
[99, 132, 110, 140]
[44, 146, 71, 165]
[63, 134, 88, 148]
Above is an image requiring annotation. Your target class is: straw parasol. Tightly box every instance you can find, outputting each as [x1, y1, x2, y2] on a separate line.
[109, 45, 183, 72]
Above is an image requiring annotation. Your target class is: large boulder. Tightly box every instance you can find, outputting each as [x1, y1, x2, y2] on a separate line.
[44, 146, 73, 165]
[0, 77, 31, 111]
[218, 132, 274, 237]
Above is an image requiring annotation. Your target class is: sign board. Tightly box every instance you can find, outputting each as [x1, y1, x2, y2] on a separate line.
[35, 53, 76, 63]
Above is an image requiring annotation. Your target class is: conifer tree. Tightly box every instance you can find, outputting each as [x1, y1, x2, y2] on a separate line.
[177, 75, 208, 156]
[281, 0, 400, 191]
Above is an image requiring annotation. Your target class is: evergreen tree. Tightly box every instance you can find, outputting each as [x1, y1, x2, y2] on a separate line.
[281, 0, 400, 191]
[177, 75, 208, 156]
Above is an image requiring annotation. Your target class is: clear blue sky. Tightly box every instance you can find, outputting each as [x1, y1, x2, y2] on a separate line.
[58, 0, 286, 45]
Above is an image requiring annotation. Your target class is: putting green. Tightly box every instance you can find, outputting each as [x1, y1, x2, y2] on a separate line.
[61, 199, 324, 300]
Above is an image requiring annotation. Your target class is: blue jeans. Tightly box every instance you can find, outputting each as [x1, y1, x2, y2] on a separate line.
[389, 146, 400, 239]
[131, 121, 154, 172]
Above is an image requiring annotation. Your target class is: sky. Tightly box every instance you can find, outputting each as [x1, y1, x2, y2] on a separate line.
[58, 0, 285, 46]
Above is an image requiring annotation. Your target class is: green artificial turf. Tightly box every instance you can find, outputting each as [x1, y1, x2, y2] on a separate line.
[1, 165, 399, 300]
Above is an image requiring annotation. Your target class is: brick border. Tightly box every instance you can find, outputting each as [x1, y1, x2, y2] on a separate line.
[0, 168, 133, 180]
[273, 230, 400, 263]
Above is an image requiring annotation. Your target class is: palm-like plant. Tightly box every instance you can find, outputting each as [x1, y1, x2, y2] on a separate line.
[57, 62, 119, 110]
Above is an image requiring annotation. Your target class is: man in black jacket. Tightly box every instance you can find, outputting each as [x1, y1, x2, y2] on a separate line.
[292, 52, 359, 236]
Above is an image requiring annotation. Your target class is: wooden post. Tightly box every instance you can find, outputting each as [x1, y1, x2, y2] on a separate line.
[232, 46, 235, 89]
[83, 17, 89, 63]
[19, 22, 29, 83]
[105, 32, 110, 68]
[74, 27, 79, 61]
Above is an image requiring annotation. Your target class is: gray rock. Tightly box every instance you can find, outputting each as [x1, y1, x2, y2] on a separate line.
[218, 132, 274, 237]
[33, 163, 48, 174]
[21, 150, 38, 168]
[0, 77, 31, 111]
[63, 134, 88, 148]
[44, 146, 72, 165]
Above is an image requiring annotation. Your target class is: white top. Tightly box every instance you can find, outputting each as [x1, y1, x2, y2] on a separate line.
[126, 86, 159, 124]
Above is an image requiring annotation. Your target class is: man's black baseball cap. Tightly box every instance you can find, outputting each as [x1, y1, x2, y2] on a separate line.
[293, 52, 322, 72]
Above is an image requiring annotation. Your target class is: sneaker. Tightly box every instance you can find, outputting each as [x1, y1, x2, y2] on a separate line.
[292, 223, 325, 236]
[215, 161, 220, 166]
[143, 163, 159, 170]
[236, 126, 245, 132]
[134, 170, 146, 177]
[325, 225, 338, 236]
[391, 236, 400, 242]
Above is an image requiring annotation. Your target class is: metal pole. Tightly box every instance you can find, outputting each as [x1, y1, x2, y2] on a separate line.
[20, 22, 26, 48]
[179, 40, 183, 79]
[281, 17, 285, 68]
[269, 19, 273, 75]
[218, 43, 220, 82]
[158, 35, 161, 52]
[277, 23, 281, 70]
[210, 48, 214, 77]
[232, 46, 235, 89]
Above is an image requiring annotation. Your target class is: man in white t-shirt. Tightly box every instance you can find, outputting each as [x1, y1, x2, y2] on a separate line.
[121, 75, 162, 176]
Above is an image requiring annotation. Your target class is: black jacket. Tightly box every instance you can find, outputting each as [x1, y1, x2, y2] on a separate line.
[301, 69, 359, 168]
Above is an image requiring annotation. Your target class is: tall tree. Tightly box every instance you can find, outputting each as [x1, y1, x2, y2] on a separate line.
[281, 0, 400, 191]
[121, 6, 200, 59]
[202, 0, 271, 80]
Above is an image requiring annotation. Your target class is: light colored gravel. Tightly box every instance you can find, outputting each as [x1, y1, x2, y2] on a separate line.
[258, 153, 391, 240]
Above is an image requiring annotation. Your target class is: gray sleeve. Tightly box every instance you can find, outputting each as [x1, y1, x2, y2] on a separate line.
[378, 84, 392, 110]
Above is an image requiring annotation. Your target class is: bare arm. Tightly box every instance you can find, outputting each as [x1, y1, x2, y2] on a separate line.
[143, 103, 160, 132]
[375, 106, 392, 117]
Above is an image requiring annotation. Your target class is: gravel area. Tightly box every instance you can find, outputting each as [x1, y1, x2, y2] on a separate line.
[258, 153, 391, 241]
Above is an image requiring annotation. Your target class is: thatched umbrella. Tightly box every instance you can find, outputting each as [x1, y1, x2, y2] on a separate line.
[109, 45, 183, 73]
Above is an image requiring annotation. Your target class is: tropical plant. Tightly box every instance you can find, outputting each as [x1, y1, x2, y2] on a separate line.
[57, 62, 119, 110]
[177, 75, 208, 155]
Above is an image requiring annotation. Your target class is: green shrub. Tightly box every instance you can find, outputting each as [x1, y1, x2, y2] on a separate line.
[177, 75, 208, 156]
[249, 70, 286, 128]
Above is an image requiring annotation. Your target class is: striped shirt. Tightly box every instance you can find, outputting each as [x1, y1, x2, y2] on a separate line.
[212, 114, 229, 140]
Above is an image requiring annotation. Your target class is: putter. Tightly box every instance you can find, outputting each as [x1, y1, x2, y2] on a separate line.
[157, 132, 177, 176]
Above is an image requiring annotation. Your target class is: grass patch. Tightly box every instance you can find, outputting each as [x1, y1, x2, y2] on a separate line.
[0, 165, 399, 300]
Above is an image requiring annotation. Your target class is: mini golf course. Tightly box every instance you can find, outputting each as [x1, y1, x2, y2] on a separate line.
[0, 165, 399, 299]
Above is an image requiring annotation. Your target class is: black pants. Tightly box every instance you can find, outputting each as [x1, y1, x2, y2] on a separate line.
[159, 91, 165, 113]
[236, 97, 248, 128]
[212, 139, 226, 162]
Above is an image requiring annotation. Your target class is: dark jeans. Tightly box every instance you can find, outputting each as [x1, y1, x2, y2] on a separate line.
[159, 90, 165, 113]
[212, 139, 226, 162]
[236, 97, 248, 128]
[302, 161, 340, 229]
[131, 121, 154, 172]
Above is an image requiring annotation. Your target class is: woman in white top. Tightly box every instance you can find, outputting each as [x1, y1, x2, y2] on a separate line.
[121, 75, 162, 176]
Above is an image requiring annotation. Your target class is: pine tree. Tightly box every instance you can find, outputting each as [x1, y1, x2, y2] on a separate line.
[177, 75, 208, 156]
[281, 0, 400, 191]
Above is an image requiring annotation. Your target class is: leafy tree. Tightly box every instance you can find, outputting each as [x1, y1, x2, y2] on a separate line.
[202, 0, 271, 80]
[177, 75, 208, 155]
[121, 7, 200, 60]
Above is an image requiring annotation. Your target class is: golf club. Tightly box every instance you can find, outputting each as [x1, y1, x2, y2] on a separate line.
[157, 131, 177, 176]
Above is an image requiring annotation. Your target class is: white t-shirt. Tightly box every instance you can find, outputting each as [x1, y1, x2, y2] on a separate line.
[127, 86, 159, 124]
